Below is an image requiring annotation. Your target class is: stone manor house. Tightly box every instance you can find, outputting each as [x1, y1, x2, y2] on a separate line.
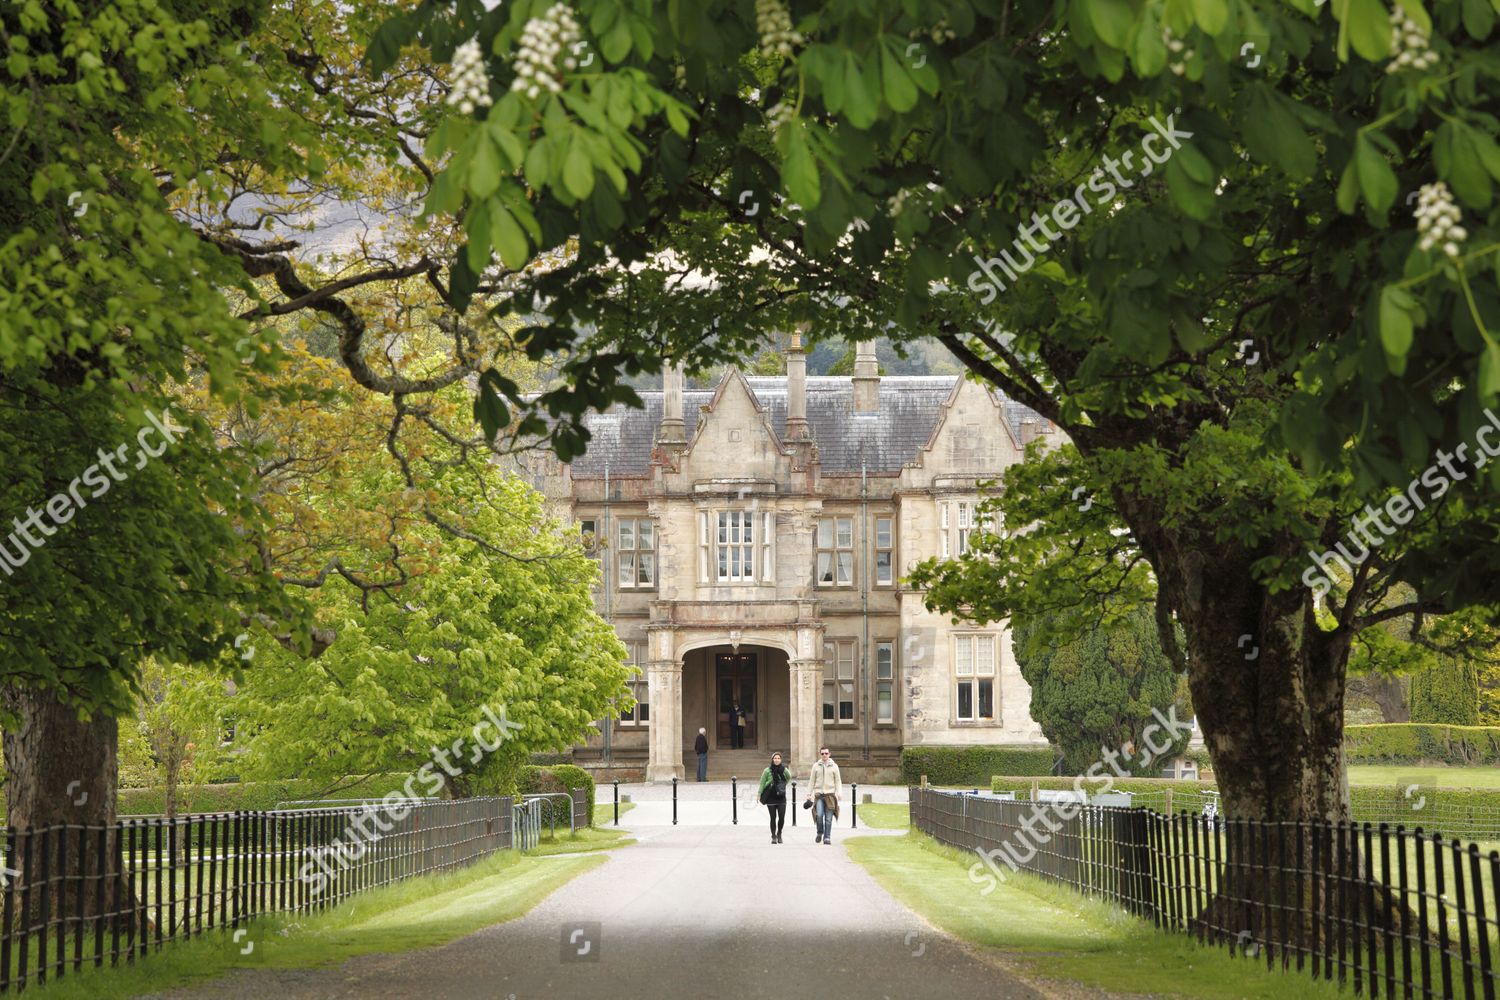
[522, 338, 1054, 782]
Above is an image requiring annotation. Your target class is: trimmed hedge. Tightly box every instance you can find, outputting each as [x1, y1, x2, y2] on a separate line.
[1344, 724, 1500, 766]
[516, 764, 596, 826]
[116, 774, 410, 816]
[990, 774, 1500, 840]
[990, 775, 1216, 811]
[900, 746, 1058, 786]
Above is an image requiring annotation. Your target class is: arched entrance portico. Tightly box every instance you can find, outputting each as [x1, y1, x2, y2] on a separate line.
[644, 613, 824, 782]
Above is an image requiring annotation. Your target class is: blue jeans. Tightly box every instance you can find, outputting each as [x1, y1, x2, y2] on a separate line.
[813, 796, 834, 840]
[696, 752, 707, 782]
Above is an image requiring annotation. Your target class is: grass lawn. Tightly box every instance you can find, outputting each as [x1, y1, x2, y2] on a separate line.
[593, 799, 636, 825]
[28, 849, 608, 1000]
[848, 831, 1349, 1000]
[855, 802, 910, 830]
[527, 825, 634, 856]
[1349, 765, 1500, 789]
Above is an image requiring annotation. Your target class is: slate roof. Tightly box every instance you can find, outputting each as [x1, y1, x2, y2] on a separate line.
[565, 374, 1046, 477]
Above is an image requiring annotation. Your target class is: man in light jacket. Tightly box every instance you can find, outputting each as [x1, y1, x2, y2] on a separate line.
[804, 746, 842, 845]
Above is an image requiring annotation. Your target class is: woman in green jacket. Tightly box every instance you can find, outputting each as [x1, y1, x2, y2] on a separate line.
[757, 751, 791, 844]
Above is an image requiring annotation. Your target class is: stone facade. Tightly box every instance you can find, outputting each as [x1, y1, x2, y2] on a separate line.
[519, 339, 1054, 781]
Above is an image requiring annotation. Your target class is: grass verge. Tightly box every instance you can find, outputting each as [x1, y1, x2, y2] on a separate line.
[593, 799, 636, 824]
[855, 802, 910, 830]
[30, 849, 608, 1000]
[847, 831, 1347, 1000]
[1348, 764, 1500, 789]
[528, 825, 634, 856]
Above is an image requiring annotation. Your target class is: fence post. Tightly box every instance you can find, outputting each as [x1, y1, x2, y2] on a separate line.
[851, 784, 858, 828]
[613, 780, 619, 827]
[672, 777, 678, 826]
[732, 777, 738, 825]
[791, 781, 797, 826]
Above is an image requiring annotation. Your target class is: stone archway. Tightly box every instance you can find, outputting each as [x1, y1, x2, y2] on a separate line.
[645, 625, 823, 782]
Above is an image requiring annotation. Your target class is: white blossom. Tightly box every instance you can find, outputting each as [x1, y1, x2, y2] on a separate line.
[1162, 26, 1194, 77]
[755, 0, 803, 60]
[1387, 6, 1439, 73]
[512, 4, 582, 99]
[765, 98, 794, 134]
[1414, 181, 1466, 258]
[446, 39, 494, 113]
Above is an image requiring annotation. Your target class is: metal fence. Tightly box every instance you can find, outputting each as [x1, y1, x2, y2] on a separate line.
[911, 787, 1500, 999]
[0, 796, 518, 993]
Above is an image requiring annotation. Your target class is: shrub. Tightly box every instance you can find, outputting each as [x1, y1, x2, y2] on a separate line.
[900, 746, 1058, 786]
[515, 764, 595, 826]
[1343, 724, 1500, 766]
[989, 775, 1218, 813]
[985, 774, 1500, 840]
[117, 774, 410, 815]
[1409, 659, 1481, 725]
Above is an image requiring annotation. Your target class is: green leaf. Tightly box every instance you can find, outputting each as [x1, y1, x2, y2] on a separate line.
[1164, 158, 1214, 219]
[1088, 0, 1138, 47]
[1191, 0, 1229, 35]
[1446, 124, 1494, 208]
[1462, 0, 1496, 38]
[1131, 15, 1168, 76]
[1355, 135, 1398, 215]
[364, 13, 413, 76]
[468, 136, 502, 200]
[525, 139, 552, 189]
[843, 52, 879, 129]
[1344, 0, 1395, 62]
[880, 43, 918, 113]
[448, 249, 481, 313]
[601, 21, 632, 63]
[1481, 344, 1500, 397]
[490, 204, 530, 271]
[1336, 157, 1360, 214]
[1240, 86, 1317, 180]
[474, 371, 511, 439]
[563, 142, 595, 201]
[1379, 284, 1415, 361]
[782, 127, 821, 209]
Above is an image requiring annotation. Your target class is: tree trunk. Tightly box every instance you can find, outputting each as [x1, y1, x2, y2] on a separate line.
[2, 686, 134, 930]
[1139, 544, 1425, 951]
[1365, 674, 1410, 723]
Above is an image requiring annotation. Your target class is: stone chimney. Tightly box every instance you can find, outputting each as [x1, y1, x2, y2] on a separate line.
[658, 360, 686, 446]
[785, 328, 811, 442]
[852, 340, 880, 412]
[1018, 418, 1051, 448]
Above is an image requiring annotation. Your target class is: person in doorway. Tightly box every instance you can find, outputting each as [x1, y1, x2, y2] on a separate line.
[804, 746, 841, 845]
[757, 751, 791, 843]
[694, 727, 709, 781]
[730, 701, 745, 749]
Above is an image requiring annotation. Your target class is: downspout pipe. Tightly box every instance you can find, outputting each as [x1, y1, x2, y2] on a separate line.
[862, 462, 871, 761]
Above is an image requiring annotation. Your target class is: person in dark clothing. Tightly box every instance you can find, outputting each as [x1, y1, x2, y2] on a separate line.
[694, 727, 709, 781]
[757, 752, 790, 843]
[730, 701, 745, 749]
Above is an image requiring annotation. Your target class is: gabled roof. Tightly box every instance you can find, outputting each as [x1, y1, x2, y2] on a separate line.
[563, 373, 1046, 477]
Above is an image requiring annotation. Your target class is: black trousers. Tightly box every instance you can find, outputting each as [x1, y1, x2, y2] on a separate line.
[731, 725, 743, 748]
[766, 800, 786, 835]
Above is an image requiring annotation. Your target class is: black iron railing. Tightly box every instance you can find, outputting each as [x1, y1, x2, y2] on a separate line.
[910, 787, 1499, 999]
[0, 796, 521, 993]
